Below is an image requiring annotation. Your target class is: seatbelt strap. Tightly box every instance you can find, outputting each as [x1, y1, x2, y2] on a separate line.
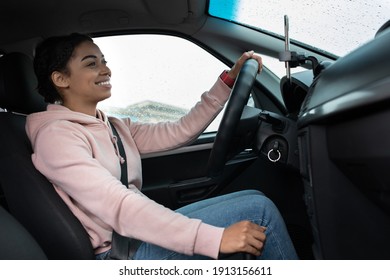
[109, 121, 142, 260]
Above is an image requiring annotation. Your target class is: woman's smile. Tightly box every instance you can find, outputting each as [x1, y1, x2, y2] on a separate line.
[95, 79, 112, 89]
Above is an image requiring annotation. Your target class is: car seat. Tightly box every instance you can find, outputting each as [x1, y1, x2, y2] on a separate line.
[0, 205, 47, 260]
[0, 52, 95, 259]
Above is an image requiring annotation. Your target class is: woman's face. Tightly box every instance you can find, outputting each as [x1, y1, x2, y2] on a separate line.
[57, 40, 112, 107]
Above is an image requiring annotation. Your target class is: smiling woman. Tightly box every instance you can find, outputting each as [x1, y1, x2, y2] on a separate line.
[21, 32, 301, 261]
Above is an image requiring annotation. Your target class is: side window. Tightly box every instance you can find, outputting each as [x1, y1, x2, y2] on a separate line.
[94, 35, 227, 133]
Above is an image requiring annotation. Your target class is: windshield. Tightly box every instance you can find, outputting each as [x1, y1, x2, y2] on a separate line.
[209, 0, 389, 57]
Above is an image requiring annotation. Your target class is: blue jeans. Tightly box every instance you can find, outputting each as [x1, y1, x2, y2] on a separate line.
[96, 190, 298, 260]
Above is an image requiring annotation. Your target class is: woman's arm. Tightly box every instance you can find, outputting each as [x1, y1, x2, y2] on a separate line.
[125, 51, 263, 154]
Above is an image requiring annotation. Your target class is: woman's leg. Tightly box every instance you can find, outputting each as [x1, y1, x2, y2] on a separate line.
[177, 189, 264, 216]
[133, 190, 298, 260]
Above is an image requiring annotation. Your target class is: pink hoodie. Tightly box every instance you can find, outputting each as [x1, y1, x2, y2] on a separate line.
[25, 78, 231, 259]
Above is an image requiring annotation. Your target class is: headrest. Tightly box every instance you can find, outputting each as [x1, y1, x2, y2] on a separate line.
[0, 52, 47, 114]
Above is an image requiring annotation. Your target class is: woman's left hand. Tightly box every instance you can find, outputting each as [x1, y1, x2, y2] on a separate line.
[228, 51, 263, 80]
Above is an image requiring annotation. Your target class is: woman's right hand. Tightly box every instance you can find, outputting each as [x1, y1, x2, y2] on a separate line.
[219, 220, 266, 257]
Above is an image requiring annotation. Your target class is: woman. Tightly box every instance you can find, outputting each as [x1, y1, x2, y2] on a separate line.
[26, 33, 297, 260]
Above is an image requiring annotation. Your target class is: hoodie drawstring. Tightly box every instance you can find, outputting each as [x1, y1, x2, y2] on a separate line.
[110, 129, 125, 164]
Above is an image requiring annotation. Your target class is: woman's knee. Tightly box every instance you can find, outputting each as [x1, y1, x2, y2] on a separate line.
[227, 190, 278, 214]
[234, 189, 265, 197]
[243, 193, 281, 220]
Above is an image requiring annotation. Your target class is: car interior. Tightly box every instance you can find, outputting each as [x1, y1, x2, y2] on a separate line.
[0, 0, 389, 260]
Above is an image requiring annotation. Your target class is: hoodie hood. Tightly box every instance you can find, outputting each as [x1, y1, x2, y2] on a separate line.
[26, 104, 109, 146]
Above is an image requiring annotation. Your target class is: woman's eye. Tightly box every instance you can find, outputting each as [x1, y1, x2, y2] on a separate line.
[102, 59, 108, 65]
[88, 62, 96, 67]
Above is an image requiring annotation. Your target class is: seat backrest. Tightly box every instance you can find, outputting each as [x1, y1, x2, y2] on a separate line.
[0, 205, 47, 260]
[0, 52, 95, 259]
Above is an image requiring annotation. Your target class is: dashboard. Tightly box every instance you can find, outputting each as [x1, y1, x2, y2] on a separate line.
[289, 28, 390, 259]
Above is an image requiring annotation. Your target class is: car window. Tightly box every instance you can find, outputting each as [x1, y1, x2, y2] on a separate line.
[94, 35, 288, 133]
[209, 0, 389, 57]
[94, 35, 229, 133]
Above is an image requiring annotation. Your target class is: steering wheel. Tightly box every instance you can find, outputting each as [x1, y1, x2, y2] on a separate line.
[207, 59, 259, 178]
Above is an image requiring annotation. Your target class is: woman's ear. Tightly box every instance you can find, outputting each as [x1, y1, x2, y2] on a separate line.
[51, 71, 69, 89]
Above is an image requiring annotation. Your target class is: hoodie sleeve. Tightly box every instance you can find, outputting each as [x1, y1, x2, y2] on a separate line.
[125, 77, 231, 154]
[29, 120, 224, 258]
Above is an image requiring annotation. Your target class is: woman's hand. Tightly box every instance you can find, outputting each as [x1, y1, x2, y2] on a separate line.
[228, 51, 263, 80]
[219, 220, 266, 257]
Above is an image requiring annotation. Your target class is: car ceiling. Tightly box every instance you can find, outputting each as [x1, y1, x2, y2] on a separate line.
[0, 0, 208, 49]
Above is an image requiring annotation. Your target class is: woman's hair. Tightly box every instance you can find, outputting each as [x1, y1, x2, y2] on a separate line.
[33, 33, 93, 103]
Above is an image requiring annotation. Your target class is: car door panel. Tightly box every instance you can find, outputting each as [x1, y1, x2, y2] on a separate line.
[141, 135, 258, 210]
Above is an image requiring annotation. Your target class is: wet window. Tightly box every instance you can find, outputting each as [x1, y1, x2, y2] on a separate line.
[209, 0, 389, 56]
[94, 35, 227, 132]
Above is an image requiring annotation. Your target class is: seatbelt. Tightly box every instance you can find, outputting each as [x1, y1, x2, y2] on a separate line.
[109, 122, 142, 260]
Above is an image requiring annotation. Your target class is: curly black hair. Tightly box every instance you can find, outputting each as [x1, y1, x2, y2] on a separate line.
[33, 33, 93, 103]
